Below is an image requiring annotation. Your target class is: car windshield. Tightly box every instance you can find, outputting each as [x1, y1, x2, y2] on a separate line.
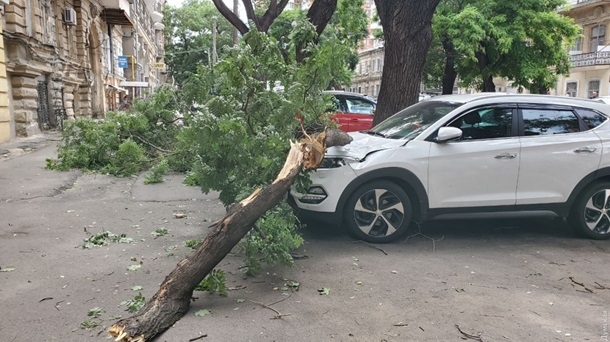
[370, 101, 463, 139]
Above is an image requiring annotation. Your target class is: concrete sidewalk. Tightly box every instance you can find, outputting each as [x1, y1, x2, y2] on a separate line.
[0, 131, 61, 162]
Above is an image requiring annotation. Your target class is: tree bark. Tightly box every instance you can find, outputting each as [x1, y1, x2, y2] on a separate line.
[373, 0, 441, 126]
[476, 50, 496, 92]
[441, 36, 457, 95]
[296, 0, 338, 63]
[108, 129, 352, 342]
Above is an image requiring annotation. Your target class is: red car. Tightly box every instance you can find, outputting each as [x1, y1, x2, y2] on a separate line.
[326, 91, 377, 132]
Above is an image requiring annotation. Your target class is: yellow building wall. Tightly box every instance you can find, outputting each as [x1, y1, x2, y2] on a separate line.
[0, 22, 12, 143]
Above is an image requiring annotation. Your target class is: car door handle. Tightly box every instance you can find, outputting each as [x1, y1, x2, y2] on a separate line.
[574, 147, 597, 153]
[494, 153, 517, 159]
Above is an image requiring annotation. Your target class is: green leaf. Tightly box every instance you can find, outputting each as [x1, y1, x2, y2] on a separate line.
[131, 285, 143, 291]
[0, 267, 15, 272]
[195, 309, 211, 317]
[127, 264, 141, 271]
[318, 287, 330, 295]
[236, 299, 245, 303]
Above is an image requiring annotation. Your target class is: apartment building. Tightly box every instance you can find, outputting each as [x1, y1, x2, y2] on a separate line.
[0, 0, 165, 143]
[557, 0, 610, 98]
[349, 46, 383, 98]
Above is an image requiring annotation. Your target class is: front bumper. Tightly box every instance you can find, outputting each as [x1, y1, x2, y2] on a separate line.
[287, 193, 342, 225]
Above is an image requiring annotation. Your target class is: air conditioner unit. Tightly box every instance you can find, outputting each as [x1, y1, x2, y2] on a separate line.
[63, 8, 77, 26]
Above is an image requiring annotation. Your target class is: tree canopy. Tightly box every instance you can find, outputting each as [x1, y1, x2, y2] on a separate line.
[163, 0, 234, 85]
[429, 0, 580, 93]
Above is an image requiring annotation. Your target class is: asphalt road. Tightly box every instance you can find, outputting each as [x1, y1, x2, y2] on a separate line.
[0, 139, 609, 342]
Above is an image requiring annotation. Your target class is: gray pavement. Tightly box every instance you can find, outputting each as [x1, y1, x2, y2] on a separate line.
[0, 133, 609, 342]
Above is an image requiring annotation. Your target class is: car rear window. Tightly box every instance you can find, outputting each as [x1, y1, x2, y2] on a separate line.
[575, 108, 608, 129]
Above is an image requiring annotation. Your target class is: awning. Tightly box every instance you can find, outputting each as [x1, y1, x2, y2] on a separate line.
[106, 84, 128, 92]
[101, 9, 133, 27]
[120, 81, 149, 87]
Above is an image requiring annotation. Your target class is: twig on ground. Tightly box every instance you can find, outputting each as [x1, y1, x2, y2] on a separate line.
[38, 297, 53, 302]
[249, 294, 292, 319]
[401, 222, 444, 253]
[455, 324, 484, 342]
[346, 240, 387, 255]
[569, 276, 594, 293]
[54, 300, 64, 311]
[188, 334, 208, 341]
[594, 282, 609, 290]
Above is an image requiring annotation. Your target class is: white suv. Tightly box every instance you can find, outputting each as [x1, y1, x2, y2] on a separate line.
[289, 93, 610, 243]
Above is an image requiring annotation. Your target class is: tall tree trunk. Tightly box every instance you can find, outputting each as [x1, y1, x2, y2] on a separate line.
[476, 50, 496, 92]
[373, 0, 441, 125]
[108, 130, 352, 342]
[441, 36, 457, 95]
[482, 75, 495, 92]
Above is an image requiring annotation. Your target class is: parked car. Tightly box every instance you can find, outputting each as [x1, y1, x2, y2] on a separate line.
[326, 90, 377, 132]
[290, 93, 610, 243]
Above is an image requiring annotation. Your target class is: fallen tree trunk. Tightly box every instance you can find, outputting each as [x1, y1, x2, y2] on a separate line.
[108, 129, 352, 342]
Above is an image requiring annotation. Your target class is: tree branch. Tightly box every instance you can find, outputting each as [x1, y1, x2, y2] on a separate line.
[260, 0, 290, 32]
[212, 0, 249, 35]
[242, 0, 262, 31]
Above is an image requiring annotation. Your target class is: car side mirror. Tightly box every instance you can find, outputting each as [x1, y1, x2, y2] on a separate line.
[436, 127, 462, 142]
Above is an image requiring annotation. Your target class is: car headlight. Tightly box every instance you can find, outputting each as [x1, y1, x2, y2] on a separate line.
[318, 157, 360, 169]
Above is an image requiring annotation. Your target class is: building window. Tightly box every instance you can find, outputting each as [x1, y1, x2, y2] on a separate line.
[566, 82, 577, 97]
[570, 37, 582, 53]
[591, 25, 605, 52]
[588, 80, 600, 98]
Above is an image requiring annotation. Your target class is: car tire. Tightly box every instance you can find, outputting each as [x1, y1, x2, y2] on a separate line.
[569, 181, 610, 240]
[343, 180, 413, 243]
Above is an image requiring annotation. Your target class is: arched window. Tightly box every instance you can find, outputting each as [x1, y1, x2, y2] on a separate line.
[591, 24, 606, 52]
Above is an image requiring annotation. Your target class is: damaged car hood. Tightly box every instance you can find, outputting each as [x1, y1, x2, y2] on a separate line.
[325, 132, 407, 160]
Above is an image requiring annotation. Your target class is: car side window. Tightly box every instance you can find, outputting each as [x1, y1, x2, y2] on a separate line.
[345, 98, 376, 115]
[448, 107, 513, 140]
[575, 108, 608, 130]
[522, 109, 580, 136]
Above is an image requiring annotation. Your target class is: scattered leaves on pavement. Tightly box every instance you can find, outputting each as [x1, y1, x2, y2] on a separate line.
[151, 227, 169, 238]
[195, 309, 211, 317]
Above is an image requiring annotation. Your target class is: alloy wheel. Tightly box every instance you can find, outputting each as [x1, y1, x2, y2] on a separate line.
[583, 189, 610, 235]
[353, 189, 405, 238]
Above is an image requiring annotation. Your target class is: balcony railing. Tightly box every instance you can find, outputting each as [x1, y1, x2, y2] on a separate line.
[570, 51, 610, 67]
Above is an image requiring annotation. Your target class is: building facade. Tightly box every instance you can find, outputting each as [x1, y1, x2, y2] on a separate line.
[557, 0, 610, 98]
[0, 0, 165, 142]
[349, 46, 383, 98]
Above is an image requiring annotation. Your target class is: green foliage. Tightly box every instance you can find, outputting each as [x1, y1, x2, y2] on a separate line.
[80, 307, 104, 330]
[164, 0, 234, 85]
[151, 227, 169, 238]
[105, 139, 148, 177]
[428, 0, 580, 92]
[241, 203, 304, 276]
[177, 29, 345, 205]
[46, 86, 183, 177]
[82, 231, 133, 249]
[121, 292, 146, 313]
[184, 239, 202, 249]
[195, 269, 227, 296]
[144, 159, 169, 184]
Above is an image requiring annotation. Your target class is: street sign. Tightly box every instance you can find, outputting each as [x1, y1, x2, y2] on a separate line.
[153, 62, 166, 70]
[118, 56, 129, 69]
